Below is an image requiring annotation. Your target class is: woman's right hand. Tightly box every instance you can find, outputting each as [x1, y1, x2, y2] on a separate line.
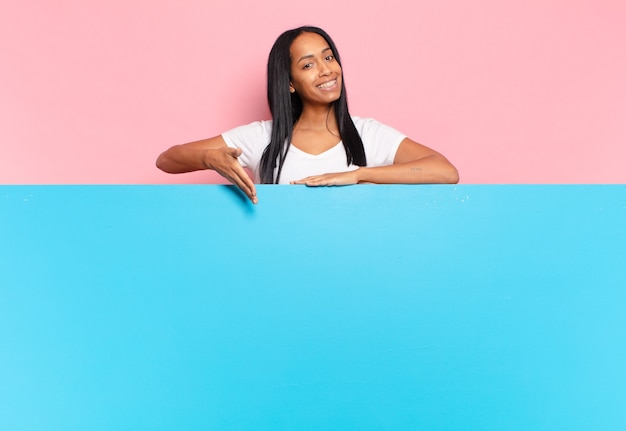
[203, 147, 258, 204]
[156, 136, 258, 204]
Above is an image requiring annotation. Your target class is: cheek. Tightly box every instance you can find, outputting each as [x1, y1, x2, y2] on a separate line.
[293, 73, 315, 89]
[291, 77, 303, 91]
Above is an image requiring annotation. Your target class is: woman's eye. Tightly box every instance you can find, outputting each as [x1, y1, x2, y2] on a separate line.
[325, 55, 335, 61]
[303, 63, 313, 69]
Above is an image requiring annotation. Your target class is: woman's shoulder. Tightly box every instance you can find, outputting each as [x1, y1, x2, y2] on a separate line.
[350, 115, 374, 127]
[222, 119, 273, 141]
[221, 119, 273, 153]
[350, 116, 405, 139]
[226, 119, 273, 134]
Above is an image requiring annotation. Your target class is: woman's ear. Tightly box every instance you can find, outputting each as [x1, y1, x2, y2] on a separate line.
[289, 83, 295, 93]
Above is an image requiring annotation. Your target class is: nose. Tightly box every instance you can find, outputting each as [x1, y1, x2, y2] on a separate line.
[319, 61, 331, 76]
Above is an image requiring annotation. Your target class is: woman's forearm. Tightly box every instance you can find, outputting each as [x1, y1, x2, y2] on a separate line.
[356, 154, 459, 184]
[156, 136, 228, 174]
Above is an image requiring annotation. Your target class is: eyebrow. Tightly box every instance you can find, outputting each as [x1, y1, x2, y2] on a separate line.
[297, 47, 332, 63]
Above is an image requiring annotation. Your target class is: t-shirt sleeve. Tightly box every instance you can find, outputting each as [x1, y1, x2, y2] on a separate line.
[355, 117, 407, 167]
[221, 121, 271, 171]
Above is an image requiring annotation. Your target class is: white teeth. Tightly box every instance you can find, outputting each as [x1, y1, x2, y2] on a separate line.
[317, 80, 336, 89]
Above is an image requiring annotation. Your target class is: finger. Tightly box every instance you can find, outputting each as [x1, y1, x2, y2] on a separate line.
[226, 147, 243, 158]
[229, 176, 257, 203]
[230, 175, 255, 200]
[228, 168, 258, 204]
[306, 176, 334, 186]
[235, 166, 257, 199]
[291, 176, 321, 185]
[217, 150, 257, 203]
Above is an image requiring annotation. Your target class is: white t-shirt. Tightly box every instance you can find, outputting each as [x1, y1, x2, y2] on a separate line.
[221, 116, 406, 184]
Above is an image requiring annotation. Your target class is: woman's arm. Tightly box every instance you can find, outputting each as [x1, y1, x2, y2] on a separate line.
[156, 136, 258, 204]
[291, 138, 459, 186]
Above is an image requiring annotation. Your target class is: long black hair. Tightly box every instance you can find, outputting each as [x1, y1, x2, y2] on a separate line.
[259, 26, 366, 184]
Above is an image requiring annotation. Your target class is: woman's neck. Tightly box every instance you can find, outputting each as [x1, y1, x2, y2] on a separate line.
[295, 104, 339, 134]
[291, 104, 342, 155]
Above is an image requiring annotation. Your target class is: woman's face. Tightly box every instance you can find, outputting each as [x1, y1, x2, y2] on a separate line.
[289, 32, 342, 107]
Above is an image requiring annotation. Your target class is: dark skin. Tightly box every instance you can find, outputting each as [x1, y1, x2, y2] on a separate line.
[156, 32, 458, 203]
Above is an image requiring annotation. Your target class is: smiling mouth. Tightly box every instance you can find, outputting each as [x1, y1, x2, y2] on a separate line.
[317, 79, 337, 89]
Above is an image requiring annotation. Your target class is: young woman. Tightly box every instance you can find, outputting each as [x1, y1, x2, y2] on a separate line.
[156, 26, 459, 204]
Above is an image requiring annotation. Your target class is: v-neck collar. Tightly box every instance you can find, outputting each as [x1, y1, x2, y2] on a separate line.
[289, 141, 343, 157]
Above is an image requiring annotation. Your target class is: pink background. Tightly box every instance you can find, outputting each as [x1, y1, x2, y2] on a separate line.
[1, 0, 625, 184]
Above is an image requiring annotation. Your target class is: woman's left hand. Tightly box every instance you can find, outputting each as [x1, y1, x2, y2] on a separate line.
[290, 169, 361, 186]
